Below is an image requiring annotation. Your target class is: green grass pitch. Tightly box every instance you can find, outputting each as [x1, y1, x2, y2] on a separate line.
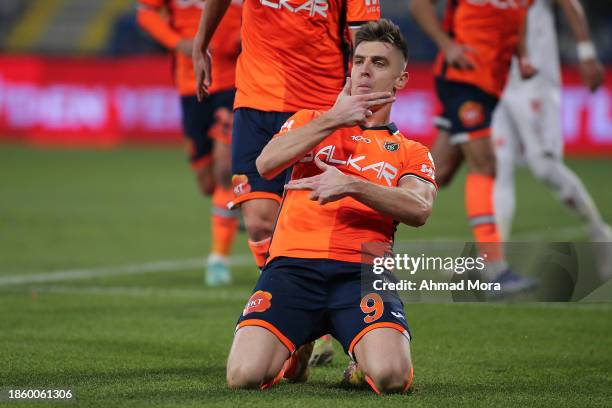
[0, 146, 611, 407]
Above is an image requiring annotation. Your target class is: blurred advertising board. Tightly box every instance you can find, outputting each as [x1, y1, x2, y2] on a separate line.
[0, 55, 611, 154]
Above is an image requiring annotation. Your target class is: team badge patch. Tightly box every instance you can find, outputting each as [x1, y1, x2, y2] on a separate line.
[384, 141, 399, 152]
[458, 101, 485, 128]
[243, 290, 272, 316]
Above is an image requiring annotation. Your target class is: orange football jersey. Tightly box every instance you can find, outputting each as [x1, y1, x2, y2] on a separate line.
[267, 110, 437, 264]
[138, 0, 241, 95]
[433, 0, 530, 97]
[235, 0, 380, 112]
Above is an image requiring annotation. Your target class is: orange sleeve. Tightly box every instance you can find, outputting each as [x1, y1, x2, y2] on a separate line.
[137, 4, 182, 50]
[398, 142, 437, 189]
[347, 0, 380, 28]
[272, 110, 320, 139]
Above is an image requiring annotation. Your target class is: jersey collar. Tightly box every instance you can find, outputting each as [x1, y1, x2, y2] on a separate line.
[359, 122, 399, 135]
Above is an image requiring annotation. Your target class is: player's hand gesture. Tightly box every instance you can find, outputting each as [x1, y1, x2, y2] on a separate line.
[579, 58, 604, 92]
[329, 78, 395, 127]
[284, 158, 352, 205]
[442, 41, 476, 70]
[193, 47, 212, 102]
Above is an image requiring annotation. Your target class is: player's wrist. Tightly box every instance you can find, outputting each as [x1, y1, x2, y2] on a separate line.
[577, 41, 597, 62]
[343, 176, 363, 197]
[320, 109, 344, 131]
[438, 36, 455, 54]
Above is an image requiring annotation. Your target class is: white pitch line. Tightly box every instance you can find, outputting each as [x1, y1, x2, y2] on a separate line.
[24, 285, 250, 300]
[402, 225, 587, 243]
[0, 254, 253, 287]
[0, 226, 589, 287]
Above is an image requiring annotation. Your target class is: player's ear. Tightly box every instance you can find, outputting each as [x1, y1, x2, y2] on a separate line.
[394, 70, 409, 91]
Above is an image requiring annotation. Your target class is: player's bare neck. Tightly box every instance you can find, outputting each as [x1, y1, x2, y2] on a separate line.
[363, 104, 392, 128]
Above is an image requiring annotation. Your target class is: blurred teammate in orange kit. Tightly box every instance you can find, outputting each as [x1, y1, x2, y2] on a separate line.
[191, 0, 380, 272]
[410, 0, 538, 292]
[191, 0, 380, 364]
[137, 0, 242, 286]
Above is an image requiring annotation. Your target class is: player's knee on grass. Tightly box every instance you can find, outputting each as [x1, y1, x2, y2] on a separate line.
[227, 359, 282, 390]
[241, 199, 279, 241]
[365, 357, 412, 394]
[354, 328, 412, 394]
[226, 326, 290, 390]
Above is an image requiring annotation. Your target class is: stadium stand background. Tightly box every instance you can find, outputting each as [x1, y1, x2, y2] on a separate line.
[1, 0, 611, 62]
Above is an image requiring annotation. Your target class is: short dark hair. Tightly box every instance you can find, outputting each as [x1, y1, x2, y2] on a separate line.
[354, 19, 408, 62]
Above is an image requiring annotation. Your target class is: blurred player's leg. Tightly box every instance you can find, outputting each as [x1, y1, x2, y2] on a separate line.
[193, 163, 215, 196]
[231, 109, 291, 271]
[492, 101, 520, 242]
[205, 99, 239, 286]
[208, 185, 238, 285]
[242, 199, 279, 269]
[431, 128, 464, 188]
[352, 328, 413, 394]
[515, 95, 610, 242]
[462, 136, 536, 293]
[227, 326, 290, 389]
[461, 137, 507, 275]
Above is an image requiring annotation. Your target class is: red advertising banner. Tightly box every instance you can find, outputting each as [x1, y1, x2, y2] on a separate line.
[0, 55, 611, 154]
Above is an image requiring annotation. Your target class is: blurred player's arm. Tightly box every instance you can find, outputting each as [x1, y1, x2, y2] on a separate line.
[557, 0, 604, 91]
[286, 158, 436, 227]
[256, 79, 395, 180]
[409, 0, 474, 69]
[516, 10, 537, 79]
[193, 0, 232, 100]
[136, 1, 192, 56]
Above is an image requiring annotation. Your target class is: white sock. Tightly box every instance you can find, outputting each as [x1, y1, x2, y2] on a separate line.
[494, 154, 516, 242]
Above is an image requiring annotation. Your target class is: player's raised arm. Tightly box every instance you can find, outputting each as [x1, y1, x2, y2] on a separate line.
[193, 0, 232, 101]
[136, 1, 192, 56]
[255, 79, 395, 180]
[557, 0, 604, 92]
[409, 0, 474, 70]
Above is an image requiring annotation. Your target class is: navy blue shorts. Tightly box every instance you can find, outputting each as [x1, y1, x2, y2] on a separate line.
[230, 108, 294, 207]
[237, 257, 411, 357]
[434, 78, 499, 145]
[180, 90, 235, 169]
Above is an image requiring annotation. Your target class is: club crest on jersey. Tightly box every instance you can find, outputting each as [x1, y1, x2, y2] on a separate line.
[261, 0, 329, 18]
[458, 101, 485, 128]
[384, 141, 399, 152]
[243, 291, 272, 316]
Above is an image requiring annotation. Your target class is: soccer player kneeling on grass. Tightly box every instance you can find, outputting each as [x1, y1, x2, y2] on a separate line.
[226, 20, 437, 394]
